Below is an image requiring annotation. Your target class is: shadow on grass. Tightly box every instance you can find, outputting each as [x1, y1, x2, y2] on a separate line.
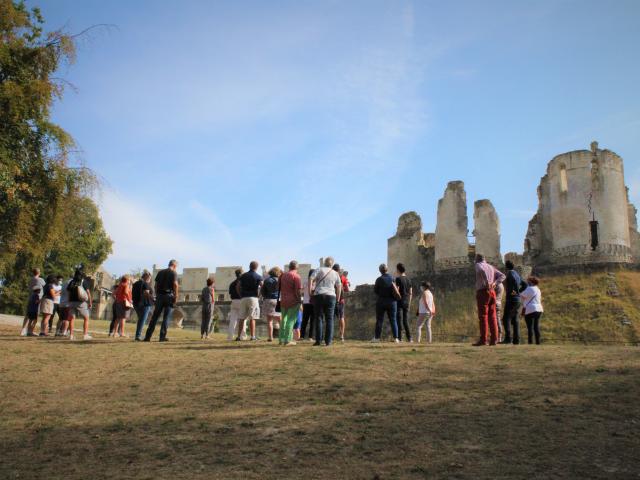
[1, 345, 639, 480]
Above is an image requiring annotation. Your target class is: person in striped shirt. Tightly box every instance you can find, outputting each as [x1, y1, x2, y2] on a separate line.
[473, 254, 505, 346]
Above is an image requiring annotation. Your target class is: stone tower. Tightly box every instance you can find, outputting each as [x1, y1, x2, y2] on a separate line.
[524, 141, 636, 266]
[387, 211, 434, 276]
[473, 199, 502, 266]
[435, 181, 469, 271]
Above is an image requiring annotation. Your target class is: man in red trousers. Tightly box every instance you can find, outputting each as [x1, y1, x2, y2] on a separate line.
[473, 254, 506, 346]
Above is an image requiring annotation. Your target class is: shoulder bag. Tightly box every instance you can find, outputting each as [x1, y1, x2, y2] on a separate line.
[312, 269, 333, 296]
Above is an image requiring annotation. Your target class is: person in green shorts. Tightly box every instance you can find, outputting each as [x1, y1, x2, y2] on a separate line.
[278, 260, 303, 345]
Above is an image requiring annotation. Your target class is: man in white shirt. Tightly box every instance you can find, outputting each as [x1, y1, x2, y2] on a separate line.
[310, 257, 342, 346]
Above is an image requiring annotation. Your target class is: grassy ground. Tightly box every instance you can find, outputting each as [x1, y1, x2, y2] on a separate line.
[1, 324, 639, 479]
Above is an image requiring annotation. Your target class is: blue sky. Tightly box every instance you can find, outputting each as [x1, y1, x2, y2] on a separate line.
[39, 0, 640, 285]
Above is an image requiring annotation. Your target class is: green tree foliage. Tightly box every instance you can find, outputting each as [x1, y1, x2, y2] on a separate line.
[0, 1, 112, 313]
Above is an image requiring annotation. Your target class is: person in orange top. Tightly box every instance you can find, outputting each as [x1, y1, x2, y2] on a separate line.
[114, 275, 133, 338]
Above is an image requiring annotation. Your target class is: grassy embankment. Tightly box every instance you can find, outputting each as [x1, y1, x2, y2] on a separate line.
[424, 270, 640, 344]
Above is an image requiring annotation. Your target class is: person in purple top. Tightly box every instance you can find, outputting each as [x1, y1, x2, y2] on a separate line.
[472, 254, 506, 346]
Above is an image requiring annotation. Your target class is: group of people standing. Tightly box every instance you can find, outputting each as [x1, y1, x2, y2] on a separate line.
[108, 260, 179, 342]
[224, 257, 350, 346]
[372, 255, 544, 345]
[21, 268, 94, 340]
[473, 255, 544, 346]
[372, 263, 436, 344]
[19, 255, 543, 346]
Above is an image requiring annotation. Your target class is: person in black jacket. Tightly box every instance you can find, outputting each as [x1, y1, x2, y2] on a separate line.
[394, 263, 413, 342]
[144, 260, 179, 342]
[500, 260, 527, 344]
[371, 264, 400, 343]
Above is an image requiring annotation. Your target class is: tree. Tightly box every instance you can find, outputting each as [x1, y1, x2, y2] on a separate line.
[0, 1, 112, 313]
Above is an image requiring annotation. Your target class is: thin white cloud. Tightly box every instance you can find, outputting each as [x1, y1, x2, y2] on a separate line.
[91, 2, 433, 279]
[98, 189, 217, 275]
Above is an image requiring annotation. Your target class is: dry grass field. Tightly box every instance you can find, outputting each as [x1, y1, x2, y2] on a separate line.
[1, 322, 639, 479]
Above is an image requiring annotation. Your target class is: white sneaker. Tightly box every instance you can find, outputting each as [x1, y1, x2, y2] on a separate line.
[69, 334, 75, 341]
[83, 334, 92, 341]
[20, 328, 27, 337]
[394, 338, 400, 343]
[370, 338, 380, 343]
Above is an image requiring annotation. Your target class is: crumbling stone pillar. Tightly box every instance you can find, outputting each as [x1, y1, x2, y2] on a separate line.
[473, 199, 502, 267]
[435, 181, 469, 271]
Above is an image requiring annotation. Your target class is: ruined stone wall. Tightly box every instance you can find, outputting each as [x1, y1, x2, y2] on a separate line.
[525, 143, 635, 266]
[181, 268, 209, 291]
[387, 211, 434, 276]
[213, 266, 241, 301]
[473, 199, 502, 266]
[435, 181, 470, 271]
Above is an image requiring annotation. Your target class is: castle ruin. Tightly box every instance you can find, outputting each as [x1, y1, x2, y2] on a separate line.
[388, 181, 502, 275]
[524, 141, 640, 268]
[387, 142, 640, 276]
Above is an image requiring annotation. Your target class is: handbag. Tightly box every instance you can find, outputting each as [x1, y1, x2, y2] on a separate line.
[124, 299, 133, 309]
[275, 277, 282, 313]
[77, 283, 89, 302]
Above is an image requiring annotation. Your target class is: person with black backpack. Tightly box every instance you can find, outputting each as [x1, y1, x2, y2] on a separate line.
[60, 269, 93, 341]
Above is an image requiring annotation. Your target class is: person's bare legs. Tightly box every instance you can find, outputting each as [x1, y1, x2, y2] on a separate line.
[40, 314, 51, 335]
[250, 318, 256, 338]
[82, 314, 90, 337]
[68, 315, 75, 339]
[267, 316, 275, 341]
[339, 316, 346, 340]
[28, 318, 38, 335]
[117, 318, 125, 337]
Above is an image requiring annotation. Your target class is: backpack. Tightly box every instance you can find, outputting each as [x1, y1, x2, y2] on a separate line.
[70, 280, 89, 302]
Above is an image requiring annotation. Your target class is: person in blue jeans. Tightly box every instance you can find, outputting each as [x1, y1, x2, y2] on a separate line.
[311, 257, 343, 346]
[144, 260, 179, 342]
[372, 263, 400, 343]
[133, 271, 154, 341]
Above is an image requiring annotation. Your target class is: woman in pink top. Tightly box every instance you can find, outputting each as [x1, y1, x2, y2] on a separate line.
[114, 275, 133, 338]
[278, 260, 303, 345]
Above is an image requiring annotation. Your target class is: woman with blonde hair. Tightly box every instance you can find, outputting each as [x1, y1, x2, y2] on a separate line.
[261, 266, 282, 342]
[114, 275, 133, 338]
